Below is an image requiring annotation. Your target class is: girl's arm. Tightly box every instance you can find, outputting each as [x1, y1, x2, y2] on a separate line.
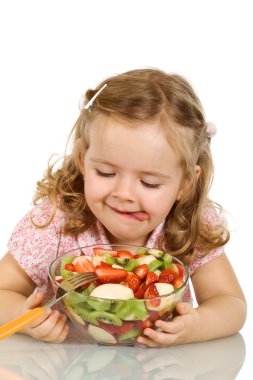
[0, 253, 36, 324]
[190, 253, 247, 341]
[0, 253, 69, 342]
[137, 253, 247, 347]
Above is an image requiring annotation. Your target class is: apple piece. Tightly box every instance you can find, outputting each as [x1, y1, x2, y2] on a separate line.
[171, 263, 179, 275]
[111, 264, 124, 269]
[92, 255, 103, 267]
[136, 255, 156, 266]
[145, 282, 175, 311]
[90, 284, 134, 300]
[88, 325, 117, 344]
[72, 255, 93, 264]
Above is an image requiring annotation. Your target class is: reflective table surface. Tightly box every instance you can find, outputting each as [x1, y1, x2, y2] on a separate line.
[0, 328, 248, 380]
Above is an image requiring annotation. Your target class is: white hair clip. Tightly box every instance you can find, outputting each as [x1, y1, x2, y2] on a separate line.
[79, 83, 107, 111]
[206, 122, 217, 139]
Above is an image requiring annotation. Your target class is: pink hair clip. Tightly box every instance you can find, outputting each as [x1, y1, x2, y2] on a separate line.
[206, 122, 217, 139]
[79, 83, 107, 111]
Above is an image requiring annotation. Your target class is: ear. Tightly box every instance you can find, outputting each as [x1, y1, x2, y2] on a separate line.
[194, 164, 201, 179]
[176, 165, 201, 201]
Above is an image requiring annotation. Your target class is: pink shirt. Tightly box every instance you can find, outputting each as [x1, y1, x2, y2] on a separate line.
[8, 198, 225, 304]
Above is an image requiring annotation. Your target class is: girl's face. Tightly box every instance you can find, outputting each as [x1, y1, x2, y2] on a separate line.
[83, 115, 185, 246]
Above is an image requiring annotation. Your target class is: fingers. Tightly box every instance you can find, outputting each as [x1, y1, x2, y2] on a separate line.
[137, 303, 196, 347]
[25, 291, 46, 309]
[137, 321, 183, 347]
[30, 311, 69, 343]
[155, 319, 184, 334]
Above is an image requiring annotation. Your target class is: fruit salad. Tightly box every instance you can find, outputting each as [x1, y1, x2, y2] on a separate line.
[52, 246, 188, 345]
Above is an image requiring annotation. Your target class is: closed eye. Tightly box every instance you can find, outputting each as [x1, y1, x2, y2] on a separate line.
[141, 180, 160, 189]
[96, 169, 115, 177]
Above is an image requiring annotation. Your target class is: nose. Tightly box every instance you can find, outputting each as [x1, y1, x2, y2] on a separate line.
[111, 176, 136, 202]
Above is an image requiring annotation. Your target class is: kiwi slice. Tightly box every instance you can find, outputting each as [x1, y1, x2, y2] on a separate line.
[74, 307, 99, 325]
[87, 298, 112, 312]
[118, 328, 141, 341]
[60, 255, 76, 279]
[64, 291, 86, 307]
[116, 257, 129, 265]
[147, 248, 164, 258]
[136, 247, 148, 254]
[103, 252, 116, 265]
[114, 300, 147, 321]
[123, 259, 137, 272]
[148, 259, 163, 272]
[89, 311, 122, 326]
[162, 252, 173, 263]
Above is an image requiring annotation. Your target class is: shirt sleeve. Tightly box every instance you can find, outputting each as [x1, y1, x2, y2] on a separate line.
[7, 198, 65, 289]
[187, 206, 226, 276]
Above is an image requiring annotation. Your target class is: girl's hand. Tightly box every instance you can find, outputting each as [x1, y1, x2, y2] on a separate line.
[21, 291, 69, 343]
[137, 302, 198, 347]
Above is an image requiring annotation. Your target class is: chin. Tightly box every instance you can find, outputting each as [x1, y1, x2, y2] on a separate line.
[105, 227, 144, 245]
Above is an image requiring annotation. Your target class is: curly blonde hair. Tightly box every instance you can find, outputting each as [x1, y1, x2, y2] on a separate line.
[33, 68, 229, 264]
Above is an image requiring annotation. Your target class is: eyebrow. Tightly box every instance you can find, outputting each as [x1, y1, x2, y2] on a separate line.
[90, 158, 172, 179]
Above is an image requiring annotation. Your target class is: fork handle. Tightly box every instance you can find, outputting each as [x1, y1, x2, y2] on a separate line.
[0, 307, 45, 340]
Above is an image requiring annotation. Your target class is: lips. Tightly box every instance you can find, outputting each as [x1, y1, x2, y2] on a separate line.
[109, 207, 149, 221]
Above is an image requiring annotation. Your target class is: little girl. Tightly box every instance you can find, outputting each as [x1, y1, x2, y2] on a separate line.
[0, 68, 246, 346]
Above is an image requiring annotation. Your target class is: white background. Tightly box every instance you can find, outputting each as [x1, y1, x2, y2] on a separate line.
[0, 0, 252, 377]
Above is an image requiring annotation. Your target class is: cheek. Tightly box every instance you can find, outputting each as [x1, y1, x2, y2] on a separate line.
[143, 190, 177, 217]
[84, 174, 107, 202]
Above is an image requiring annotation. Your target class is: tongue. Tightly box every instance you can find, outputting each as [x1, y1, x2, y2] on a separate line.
[131, 211, 149, 221]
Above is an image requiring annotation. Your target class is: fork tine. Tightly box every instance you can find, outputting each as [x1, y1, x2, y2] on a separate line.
[69, 273, 96, 282]
[66, 272, 97, 287]
[68, 272, 95, 281]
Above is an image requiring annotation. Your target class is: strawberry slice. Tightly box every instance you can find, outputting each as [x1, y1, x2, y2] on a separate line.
[117, 250, 135, 259]
[65, 263, 74, 271]
[99, 261, 111, 268]
[134, 264, 148, 279]
[173, 277, 184, 288]
[125, 272, 141, 292]
[95, 266, 127, 283]
[93, 247, 118, 257]
[134, 282, 146, 299]
[145, 271, 159, 286]
[135, 318, 153, 330]
[144, 283, 160, 307]
[175, 263, 184, 277]
[99, 321, 134, 335]
[159, 268, 178, 284]
[72, 256, 95, 273]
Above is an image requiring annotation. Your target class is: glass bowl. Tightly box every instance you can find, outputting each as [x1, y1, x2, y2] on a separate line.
[49, 244, 189, 346]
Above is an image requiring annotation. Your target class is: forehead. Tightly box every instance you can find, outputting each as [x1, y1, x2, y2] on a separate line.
[86, 115, 183, 172]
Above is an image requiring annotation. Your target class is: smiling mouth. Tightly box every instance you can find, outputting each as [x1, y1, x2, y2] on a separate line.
[109, 207, 149, 221]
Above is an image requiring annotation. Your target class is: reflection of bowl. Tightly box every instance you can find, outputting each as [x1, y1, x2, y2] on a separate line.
[49, 244, 189, 346]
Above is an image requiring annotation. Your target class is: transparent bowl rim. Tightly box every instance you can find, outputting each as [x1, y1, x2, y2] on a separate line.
[48, 243, 189, 301]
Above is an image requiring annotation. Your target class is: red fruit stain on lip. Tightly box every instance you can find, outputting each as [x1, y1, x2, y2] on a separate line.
[112, 208, 149, 221]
